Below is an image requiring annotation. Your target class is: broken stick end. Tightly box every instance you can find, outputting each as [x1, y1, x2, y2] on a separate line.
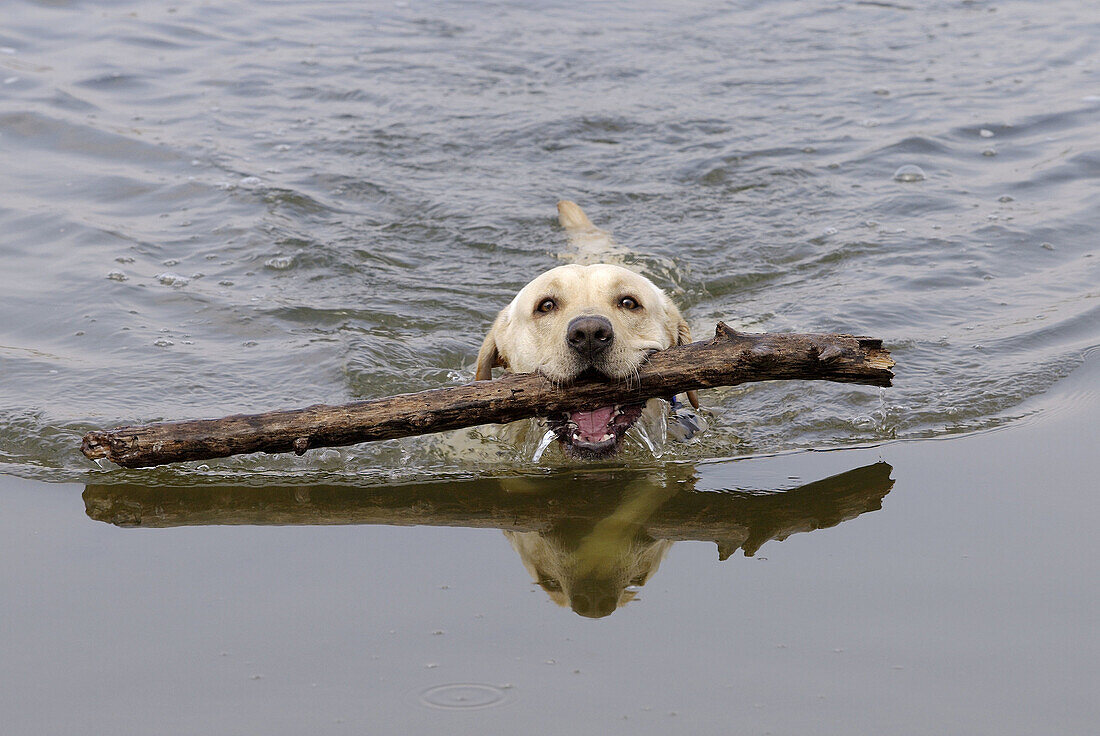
[81, 433, 109, 461]
[713, 322, 742, 341]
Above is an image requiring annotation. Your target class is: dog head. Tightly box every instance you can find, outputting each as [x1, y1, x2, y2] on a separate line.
[476, 263, 692, 459]
[505, 526, 672, 618]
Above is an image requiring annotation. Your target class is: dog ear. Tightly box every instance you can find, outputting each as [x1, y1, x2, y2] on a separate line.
[475, 312, 508, 381]
[674, 316, 701, 410]
[675, 317, 692, 347]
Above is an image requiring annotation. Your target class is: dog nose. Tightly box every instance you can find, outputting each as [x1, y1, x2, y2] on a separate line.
[570, 579, 619, 618]
[566, 315, 614, 360]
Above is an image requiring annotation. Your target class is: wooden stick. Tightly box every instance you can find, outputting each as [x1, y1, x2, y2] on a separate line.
[81, 323, 894, 468]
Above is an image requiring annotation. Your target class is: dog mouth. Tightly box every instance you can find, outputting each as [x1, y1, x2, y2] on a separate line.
[546, 403, 645, 459]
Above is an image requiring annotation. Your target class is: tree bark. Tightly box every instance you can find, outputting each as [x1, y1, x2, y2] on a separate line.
[81, 323, 894, 468]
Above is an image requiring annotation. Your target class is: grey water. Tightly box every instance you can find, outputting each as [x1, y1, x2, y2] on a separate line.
[1, 0, 1098, 734]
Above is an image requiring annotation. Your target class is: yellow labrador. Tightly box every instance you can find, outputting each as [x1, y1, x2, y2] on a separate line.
[504, 468, 683, 617]
[475, 201, 698, 460]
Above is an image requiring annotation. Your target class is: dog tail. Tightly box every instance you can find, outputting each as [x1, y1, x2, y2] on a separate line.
[557, 200, 596, 232]
[556, 200, 623, 266]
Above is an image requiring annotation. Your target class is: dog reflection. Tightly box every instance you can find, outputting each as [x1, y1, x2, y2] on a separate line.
[504, 476, 678, 618]
[506, 526, 670, 618]
[82, 463, 895, 620]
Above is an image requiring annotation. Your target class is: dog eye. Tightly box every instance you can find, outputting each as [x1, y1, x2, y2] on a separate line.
[538, 577, 562, 592]
[536, 298, 557, 313]
[619, 296, 641, 310]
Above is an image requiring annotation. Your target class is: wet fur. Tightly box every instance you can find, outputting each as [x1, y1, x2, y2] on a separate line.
[473, 202, 695, 615]
[473, 201, 696, 460]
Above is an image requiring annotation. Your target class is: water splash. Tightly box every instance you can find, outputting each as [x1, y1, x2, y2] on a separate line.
[628, 405, 669, 458]
[531, 428, 557, 463]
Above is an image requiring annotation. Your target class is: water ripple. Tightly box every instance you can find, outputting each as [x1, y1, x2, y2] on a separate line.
[1, 0, 1097, 481]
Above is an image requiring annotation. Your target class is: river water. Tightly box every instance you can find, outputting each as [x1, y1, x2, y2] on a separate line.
[1, 1, 1098, 734]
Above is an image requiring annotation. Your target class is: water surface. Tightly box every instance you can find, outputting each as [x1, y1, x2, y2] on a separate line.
[1, 0, 1097, 481]
[1, 1, 1099, 733]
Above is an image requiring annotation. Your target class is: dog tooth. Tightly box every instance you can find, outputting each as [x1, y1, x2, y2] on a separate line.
[600, 433, 612, 442]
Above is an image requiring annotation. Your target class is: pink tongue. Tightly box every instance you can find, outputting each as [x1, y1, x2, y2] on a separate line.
[570, 406, 616, 442]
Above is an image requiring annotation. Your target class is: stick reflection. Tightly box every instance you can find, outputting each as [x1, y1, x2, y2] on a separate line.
[84, 461, 893, 618]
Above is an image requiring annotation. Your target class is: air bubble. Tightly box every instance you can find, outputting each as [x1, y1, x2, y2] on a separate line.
[155, 272, 190, 286]
[264, 256, 295, 270]
[893, 165, 926, 182]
